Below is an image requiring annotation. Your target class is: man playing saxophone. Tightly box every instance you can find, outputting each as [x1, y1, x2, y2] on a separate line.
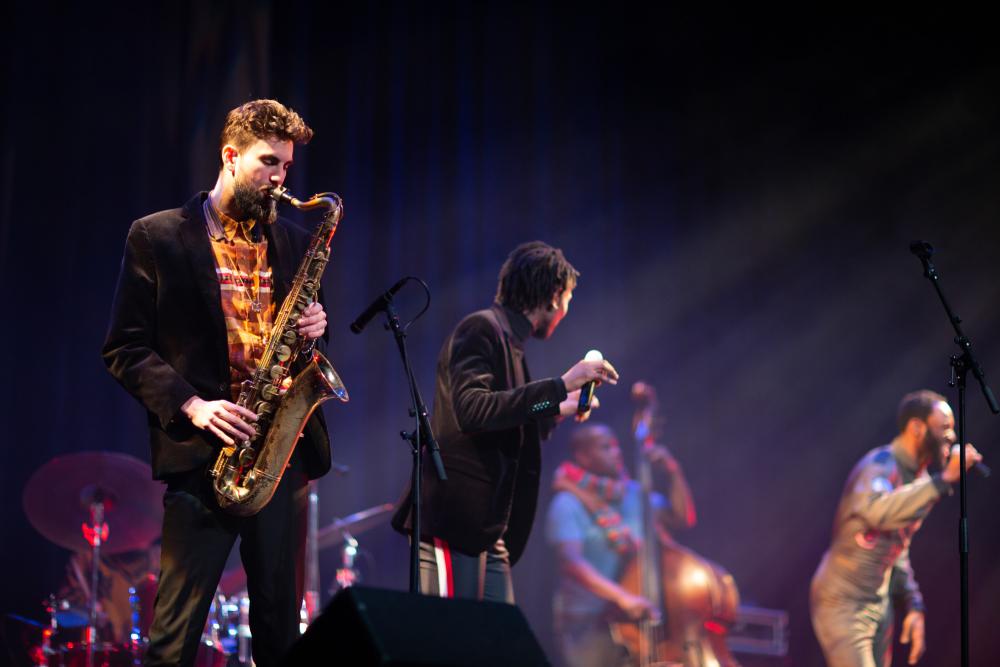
[103, 99, 331, 666]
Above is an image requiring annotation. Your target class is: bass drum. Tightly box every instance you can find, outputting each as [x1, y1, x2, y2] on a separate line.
[47, 642, 140, 666]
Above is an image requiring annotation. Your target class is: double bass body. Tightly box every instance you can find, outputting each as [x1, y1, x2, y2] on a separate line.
[613, 534, 740, 667]
[610, 382, 741, 667]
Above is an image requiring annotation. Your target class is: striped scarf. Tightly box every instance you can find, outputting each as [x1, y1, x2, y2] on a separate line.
[553, 462, 638, 555]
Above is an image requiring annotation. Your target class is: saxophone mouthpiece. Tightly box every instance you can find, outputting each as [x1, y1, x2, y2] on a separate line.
[269, 186, 296, 205]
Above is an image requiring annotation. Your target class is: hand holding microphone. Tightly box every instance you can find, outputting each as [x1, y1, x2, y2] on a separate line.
[560, 350, 618, 421]
[577, 350, 605, 415]
[942, 443, 989, 483]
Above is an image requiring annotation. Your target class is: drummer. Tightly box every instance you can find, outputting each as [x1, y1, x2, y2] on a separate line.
[55, 543, 160, 644]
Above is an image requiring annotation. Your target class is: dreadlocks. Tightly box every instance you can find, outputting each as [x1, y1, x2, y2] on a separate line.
[495, 241, 579, 313]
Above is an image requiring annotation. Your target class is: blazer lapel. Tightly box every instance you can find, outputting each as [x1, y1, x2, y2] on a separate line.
[177, 193, 228, 367]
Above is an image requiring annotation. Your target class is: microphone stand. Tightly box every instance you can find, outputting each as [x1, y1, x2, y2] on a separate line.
[911, 241, 999, 667]
[303, 481, 320, 625]
[382, 300, 447, 594]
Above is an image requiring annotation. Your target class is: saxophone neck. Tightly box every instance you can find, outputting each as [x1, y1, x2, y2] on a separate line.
[269, 186, 342, 216]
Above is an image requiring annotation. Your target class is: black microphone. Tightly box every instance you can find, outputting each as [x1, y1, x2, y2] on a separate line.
[350, 278, 409, 334]
[947, 444, 991, 479]
[577, 350, 604, 415]
[909, 240, 934, 259]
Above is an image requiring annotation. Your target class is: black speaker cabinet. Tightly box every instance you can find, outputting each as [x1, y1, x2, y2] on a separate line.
[282, 586, 550, 666]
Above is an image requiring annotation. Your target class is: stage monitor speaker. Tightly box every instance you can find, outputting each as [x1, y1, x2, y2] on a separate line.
[282, 586, 550, 666]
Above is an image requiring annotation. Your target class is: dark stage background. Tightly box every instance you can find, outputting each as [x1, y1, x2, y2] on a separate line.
[2, 4, 1000, 666]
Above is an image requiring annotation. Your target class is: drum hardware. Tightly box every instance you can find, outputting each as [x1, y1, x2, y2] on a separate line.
[83, 489, 107, 667]
[301, 481, 321, 630]
[332, 531, 361, 592]
[315, 502, 394, 549]
[21, 453, 392, 664]
[198, 590, 252, 666]
[317, 502, 393, 596]
[42, 598, 57, 666]
[237, 595, 251, 665]
[22, 452, 162, 667]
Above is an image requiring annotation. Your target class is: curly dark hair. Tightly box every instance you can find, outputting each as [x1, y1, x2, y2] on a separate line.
[219, 99, 313, 165]
[896, 389, 948, 433]
[495, 241, 579, 313]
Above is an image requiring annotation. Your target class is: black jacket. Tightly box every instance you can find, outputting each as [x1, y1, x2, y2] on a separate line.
[392, 303, 567, 565]
[102, 192, 330, 480]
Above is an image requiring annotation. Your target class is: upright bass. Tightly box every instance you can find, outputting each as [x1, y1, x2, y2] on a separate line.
[611, 382, 741, 667]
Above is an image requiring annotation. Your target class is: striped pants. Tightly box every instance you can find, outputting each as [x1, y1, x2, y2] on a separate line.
[418, 538, 514, 603]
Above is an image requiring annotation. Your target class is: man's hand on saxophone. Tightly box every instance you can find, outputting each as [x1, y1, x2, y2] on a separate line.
[297, 301, 327, 340]
[181, 396, 258, 446]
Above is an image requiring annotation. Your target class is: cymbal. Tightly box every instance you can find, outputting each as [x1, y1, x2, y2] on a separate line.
[317, 503, 394, 549]
[23, 451, 163, 555]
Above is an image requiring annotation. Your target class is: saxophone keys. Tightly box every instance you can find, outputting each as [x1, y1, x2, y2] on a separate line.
[261, 383, 279, 400]
[238, 448, 256, 466]
[275, 345, 292, 362]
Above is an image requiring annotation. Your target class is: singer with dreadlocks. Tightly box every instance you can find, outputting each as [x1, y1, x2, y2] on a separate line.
[392, 241, 619, 601]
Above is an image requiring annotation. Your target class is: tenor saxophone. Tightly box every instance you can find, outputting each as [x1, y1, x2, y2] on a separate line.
[211, 186, 349, 516]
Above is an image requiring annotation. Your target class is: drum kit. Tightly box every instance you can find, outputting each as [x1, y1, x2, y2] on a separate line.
[16, 452, 393, 667]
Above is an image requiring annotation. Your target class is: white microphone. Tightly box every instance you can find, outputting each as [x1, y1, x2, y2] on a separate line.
[577, 349, 604, 415]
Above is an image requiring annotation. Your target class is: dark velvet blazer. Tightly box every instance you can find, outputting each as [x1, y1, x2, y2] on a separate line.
[392, 303, 567, 565]
[102, 192, 330, 480]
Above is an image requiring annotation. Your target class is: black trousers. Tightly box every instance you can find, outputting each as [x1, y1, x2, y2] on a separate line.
[144, 455, 307, 667]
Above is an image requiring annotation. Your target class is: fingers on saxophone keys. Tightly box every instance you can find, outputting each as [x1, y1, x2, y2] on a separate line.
[216, 407, 256, 439]
[225, 402, 258, 423]
[208, 422, 236, 446]
[298, 315, 326, 335]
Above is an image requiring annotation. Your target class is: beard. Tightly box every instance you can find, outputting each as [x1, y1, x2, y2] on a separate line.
[920, 428, 949, 469]
[232, 174, 277, 225]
